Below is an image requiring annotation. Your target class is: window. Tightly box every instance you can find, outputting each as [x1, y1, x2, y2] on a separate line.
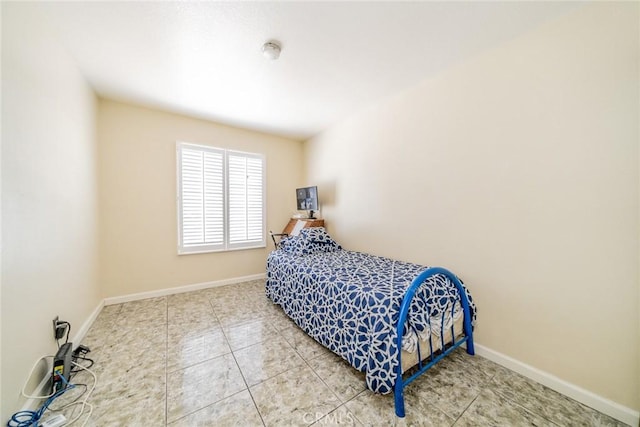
[177, 142, 265, 254]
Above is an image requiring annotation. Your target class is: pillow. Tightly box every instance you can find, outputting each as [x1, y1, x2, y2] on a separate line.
[298, 227, 342, 254]
[278, 227, 342, 255]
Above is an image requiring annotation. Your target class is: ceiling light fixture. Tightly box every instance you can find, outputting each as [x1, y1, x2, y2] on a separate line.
[262, 41, 281, 60]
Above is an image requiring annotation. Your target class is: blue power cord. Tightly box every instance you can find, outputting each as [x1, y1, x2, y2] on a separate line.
[7, 374, 75, 427]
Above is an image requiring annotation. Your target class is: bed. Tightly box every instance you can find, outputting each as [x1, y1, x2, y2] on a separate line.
[266, 227, 476, 417]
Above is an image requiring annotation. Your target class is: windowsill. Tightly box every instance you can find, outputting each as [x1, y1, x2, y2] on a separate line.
[178, 244, 266, 255]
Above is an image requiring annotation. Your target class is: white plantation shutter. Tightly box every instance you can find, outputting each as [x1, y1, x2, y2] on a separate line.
[203, 151, 225, 245]
[177, 143, 265, 254]
[246, 157, 264, 240]
[228, 153, 264, 247]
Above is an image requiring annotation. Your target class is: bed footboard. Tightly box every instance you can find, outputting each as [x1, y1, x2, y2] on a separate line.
[394, 267, 475, 418]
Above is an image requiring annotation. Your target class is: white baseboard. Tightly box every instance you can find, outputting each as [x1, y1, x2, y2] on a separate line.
[103, 273, 266, 306]
[474, 343, 639, 426]
[72, 299, 104, 345]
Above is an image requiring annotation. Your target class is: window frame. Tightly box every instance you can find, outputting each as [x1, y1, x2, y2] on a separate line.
[176, 142, 266, 255]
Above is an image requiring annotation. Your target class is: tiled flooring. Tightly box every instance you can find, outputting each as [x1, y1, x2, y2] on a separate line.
[56, 279, 626, 426]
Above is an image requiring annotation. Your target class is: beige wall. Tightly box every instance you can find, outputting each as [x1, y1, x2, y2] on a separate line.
[1, 3, 101, 420]
[305, 3, 639, 411]
[98, 100, 304, 298]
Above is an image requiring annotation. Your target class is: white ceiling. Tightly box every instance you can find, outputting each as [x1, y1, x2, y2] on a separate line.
[34, 1, 582, 140]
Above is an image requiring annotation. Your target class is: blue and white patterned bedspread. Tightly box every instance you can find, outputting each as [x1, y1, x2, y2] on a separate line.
[266, 248, 476, 394]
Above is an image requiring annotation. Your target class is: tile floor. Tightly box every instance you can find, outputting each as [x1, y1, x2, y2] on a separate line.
[54, 279, 627, 426]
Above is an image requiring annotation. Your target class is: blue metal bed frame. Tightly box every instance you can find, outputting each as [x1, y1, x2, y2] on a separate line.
[394, 267, 475, 417]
